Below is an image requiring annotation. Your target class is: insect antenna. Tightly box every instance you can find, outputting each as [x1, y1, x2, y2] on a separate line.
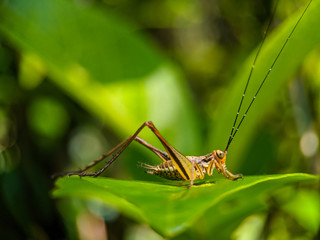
[225, 0, 279, 151]
[225, 0, 313, 152]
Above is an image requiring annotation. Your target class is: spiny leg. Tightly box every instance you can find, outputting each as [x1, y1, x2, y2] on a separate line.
[52, 135, 133, 179]
[53, 122, 149, 178]
[145, 121, 194, 182]
[66, 122, 152, 177]
[134, 137, 170, 162]
[56, 121, 178, 178]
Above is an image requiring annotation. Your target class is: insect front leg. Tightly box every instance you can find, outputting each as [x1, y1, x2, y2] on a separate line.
[225, 169, 243, 180]
[213, 159, 242, 181]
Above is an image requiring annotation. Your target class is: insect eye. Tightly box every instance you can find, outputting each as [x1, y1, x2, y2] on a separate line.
[217, 151, 224, 159]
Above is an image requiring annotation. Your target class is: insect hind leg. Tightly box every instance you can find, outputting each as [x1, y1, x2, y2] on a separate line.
[53, 122, 152, 179]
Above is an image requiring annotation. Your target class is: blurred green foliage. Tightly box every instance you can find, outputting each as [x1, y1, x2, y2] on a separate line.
[0, 0, 319, 239]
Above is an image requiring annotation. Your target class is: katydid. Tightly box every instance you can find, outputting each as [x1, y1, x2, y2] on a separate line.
[54, 0, 313, 187]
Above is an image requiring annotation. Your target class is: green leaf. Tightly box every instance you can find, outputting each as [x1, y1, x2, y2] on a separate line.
[0, 0, 201, 155]
[52, 173, 319, 237]
[0, 0, 162, 83]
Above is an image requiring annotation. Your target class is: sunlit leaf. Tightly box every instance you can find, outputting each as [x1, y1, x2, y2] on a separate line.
[53, 173, 319, 237]
[0, 0, 201, 156]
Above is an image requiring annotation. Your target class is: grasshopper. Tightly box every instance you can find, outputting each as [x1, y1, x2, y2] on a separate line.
[55, 0, 313, 187]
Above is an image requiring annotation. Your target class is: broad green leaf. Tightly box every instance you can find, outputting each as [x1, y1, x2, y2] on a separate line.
[208, 1, 320, 169]
[0, 0, 201, 156]
[52, 173, 319, 237]
[0, 0, 162, 83]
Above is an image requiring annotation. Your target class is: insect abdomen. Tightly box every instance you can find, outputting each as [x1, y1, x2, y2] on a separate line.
[140, 160, 184, 180]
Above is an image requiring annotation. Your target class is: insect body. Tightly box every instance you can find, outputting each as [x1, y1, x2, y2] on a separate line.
[54, 0, 313, 187]
[142, 148, 241, 182]
[54, 121, 242, 187]
[141, 151, 240, 182]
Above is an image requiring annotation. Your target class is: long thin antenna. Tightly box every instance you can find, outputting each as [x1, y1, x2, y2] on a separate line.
[225, 0, 313, 152]
[225, 0, 280, 152]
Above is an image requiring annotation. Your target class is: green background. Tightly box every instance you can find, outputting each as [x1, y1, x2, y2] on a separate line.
[0, 0, 319, 239]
